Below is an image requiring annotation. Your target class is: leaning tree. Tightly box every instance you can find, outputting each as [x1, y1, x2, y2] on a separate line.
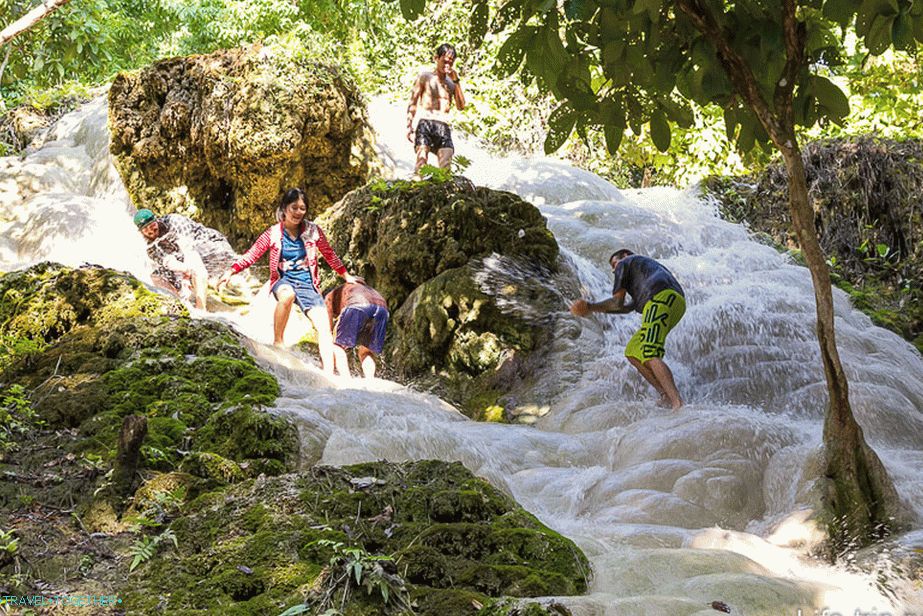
[405, 0, 915, 553]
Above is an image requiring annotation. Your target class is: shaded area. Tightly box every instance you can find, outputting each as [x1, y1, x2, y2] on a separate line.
[703, 137, 923, 352]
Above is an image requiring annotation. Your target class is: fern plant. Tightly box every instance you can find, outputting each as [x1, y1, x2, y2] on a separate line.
[277, 539, 413, 616]
[128, 529, 177, 572]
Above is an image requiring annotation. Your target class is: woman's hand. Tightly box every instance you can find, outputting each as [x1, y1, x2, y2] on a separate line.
[215, 270, 233, 291]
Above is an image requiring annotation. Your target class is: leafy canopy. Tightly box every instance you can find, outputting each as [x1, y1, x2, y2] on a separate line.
[404, 0, 923, 155]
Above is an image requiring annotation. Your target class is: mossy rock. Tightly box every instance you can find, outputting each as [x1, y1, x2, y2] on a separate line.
[0, 265, 296, 515]
[319, 176, 558, 309]
[703, 136, 922, 350]
[119, 461, 590, 615]
[0, 262, 184, 354]
[319, 177, 562, 419]
[108, 43, 378, 247]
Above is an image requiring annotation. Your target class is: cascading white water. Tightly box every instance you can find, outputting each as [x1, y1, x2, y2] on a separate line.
[2, 94, 922, 615]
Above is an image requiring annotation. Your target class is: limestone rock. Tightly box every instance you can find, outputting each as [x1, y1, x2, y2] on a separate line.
[118, 460, 590, 615]
[108, 44, 378, 246]
[319, 177, 561, 419]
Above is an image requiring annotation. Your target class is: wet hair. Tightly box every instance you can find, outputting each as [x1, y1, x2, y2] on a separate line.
[277, 188, 307, 223]
[435, 43, 457, 59]
[609, 249, 634, 265]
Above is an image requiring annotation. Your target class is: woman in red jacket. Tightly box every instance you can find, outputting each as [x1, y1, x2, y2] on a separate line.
[218, 188, 360, 372]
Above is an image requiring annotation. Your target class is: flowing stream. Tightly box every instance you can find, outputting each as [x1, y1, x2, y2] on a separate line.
[2, 94, 922, 615]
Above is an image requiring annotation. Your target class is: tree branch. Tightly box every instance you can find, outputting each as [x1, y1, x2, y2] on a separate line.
[775, 0, 805, 128]
[0, 0, 73, 49]
[675, 0, 788, 147]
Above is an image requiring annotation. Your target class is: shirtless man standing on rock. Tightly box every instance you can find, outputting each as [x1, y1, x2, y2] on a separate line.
[406, 43, 466, 175]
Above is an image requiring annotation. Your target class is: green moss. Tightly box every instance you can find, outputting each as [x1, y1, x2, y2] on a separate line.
[193, 405, 297, 472]
[179, 452, 246, 484]
[117, 461, 589, 615]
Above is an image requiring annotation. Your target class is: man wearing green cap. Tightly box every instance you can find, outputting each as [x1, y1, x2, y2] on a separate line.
[133, 209, 237, 310]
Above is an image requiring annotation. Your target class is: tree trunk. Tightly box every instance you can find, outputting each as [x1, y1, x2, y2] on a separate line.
[111, 414, 147, 499]
[0, 0, 72, 48]
[779, 135, 904, 555]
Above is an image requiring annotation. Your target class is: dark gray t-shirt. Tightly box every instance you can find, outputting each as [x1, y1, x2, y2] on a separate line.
[612, 255, 684, 313]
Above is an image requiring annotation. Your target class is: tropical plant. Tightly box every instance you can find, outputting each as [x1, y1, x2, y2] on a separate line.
[278, 539, 412, 616]
[128, 528, 177, 572]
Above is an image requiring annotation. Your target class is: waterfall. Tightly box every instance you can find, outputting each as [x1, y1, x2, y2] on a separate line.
[2, 94, 922, 615]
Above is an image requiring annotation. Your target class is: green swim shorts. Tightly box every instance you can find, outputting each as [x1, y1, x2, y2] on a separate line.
[624, 289, 686, 363]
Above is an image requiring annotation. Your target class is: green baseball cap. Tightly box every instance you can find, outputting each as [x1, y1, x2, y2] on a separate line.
[133, 209, 156, 228]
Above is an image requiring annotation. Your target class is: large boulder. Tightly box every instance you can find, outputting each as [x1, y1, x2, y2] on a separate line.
[108, 44, 378, 246]
[119, 460, 590, 615]
[319, 176, 562, 419]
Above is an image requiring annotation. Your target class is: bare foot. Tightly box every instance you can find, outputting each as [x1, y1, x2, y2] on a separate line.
[656, 395, 671, 409]
[273, 340, 285, 348]
[671, 399, 684, 411]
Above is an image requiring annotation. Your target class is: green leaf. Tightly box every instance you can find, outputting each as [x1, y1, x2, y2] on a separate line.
[866, 13, 896, 54]
[634, 0, 661, 20]
[604, 123, 623, 154]
[649, 110, 671, 152]
[723, 107, 738, 142]
[823, 0, 857, 27]
[544, 103, 577, 153]
[278, 605, 312, 616]
[399, 0, 425, 21]
[891, 12, 916, 50]
[564, 0, 595, 21]
[494, 29, 529, 77]
[470, 1, 489, 48]
[876, 243, 889, 257]
[494, 0, 524, 30]
[602, 40, 625, 66]
[662, 99, 694, 128]
[812, 75, 850, 119]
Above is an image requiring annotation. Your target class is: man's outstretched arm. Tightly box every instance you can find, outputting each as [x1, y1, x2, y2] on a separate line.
[571, 289, 633, 316]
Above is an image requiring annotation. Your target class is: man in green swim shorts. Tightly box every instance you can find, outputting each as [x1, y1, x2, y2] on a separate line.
[570, 249, 686, 410]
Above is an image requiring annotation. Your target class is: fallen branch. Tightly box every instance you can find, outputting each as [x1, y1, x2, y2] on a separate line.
[0, 0, 73, 48]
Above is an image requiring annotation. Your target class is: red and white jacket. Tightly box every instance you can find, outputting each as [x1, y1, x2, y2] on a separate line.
[230, 221, 346, 293]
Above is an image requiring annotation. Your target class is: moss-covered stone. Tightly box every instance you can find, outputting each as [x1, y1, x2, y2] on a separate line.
[0, 262, 184, 354]
[108, 43, 378, 246]
[319, 176, 558, 309]
[703, 137, 923, 353]
[319, 177, 563, 418]
[117, 461, 589, 615]
[0, 264, 296, 512]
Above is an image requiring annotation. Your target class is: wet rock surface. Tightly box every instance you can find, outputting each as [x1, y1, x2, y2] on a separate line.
[319, 176, 563, 419]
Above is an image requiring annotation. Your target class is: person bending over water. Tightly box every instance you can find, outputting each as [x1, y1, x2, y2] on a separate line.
[570, 249, 686, 410]
[325, 282, 389, 379]
[217, 189, 361, 372]
[406, 43, 466, 175]
[134, 208, 237, 310]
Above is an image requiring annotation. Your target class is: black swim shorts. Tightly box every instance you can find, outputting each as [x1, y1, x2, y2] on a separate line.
[414, 119, 454, 151]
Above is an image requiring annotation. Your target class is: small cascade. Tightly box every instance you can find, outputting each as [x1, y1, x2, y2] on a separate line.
[2, 95, 921, 615]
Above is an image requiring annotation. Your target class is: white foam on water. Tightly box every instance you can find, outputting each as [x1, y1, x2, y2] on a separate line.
[3, 94, 922, 615]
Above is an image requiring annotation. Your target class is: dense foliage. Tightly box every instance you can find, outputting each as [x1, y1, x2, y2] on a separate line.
[2, 0, 923, 185]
